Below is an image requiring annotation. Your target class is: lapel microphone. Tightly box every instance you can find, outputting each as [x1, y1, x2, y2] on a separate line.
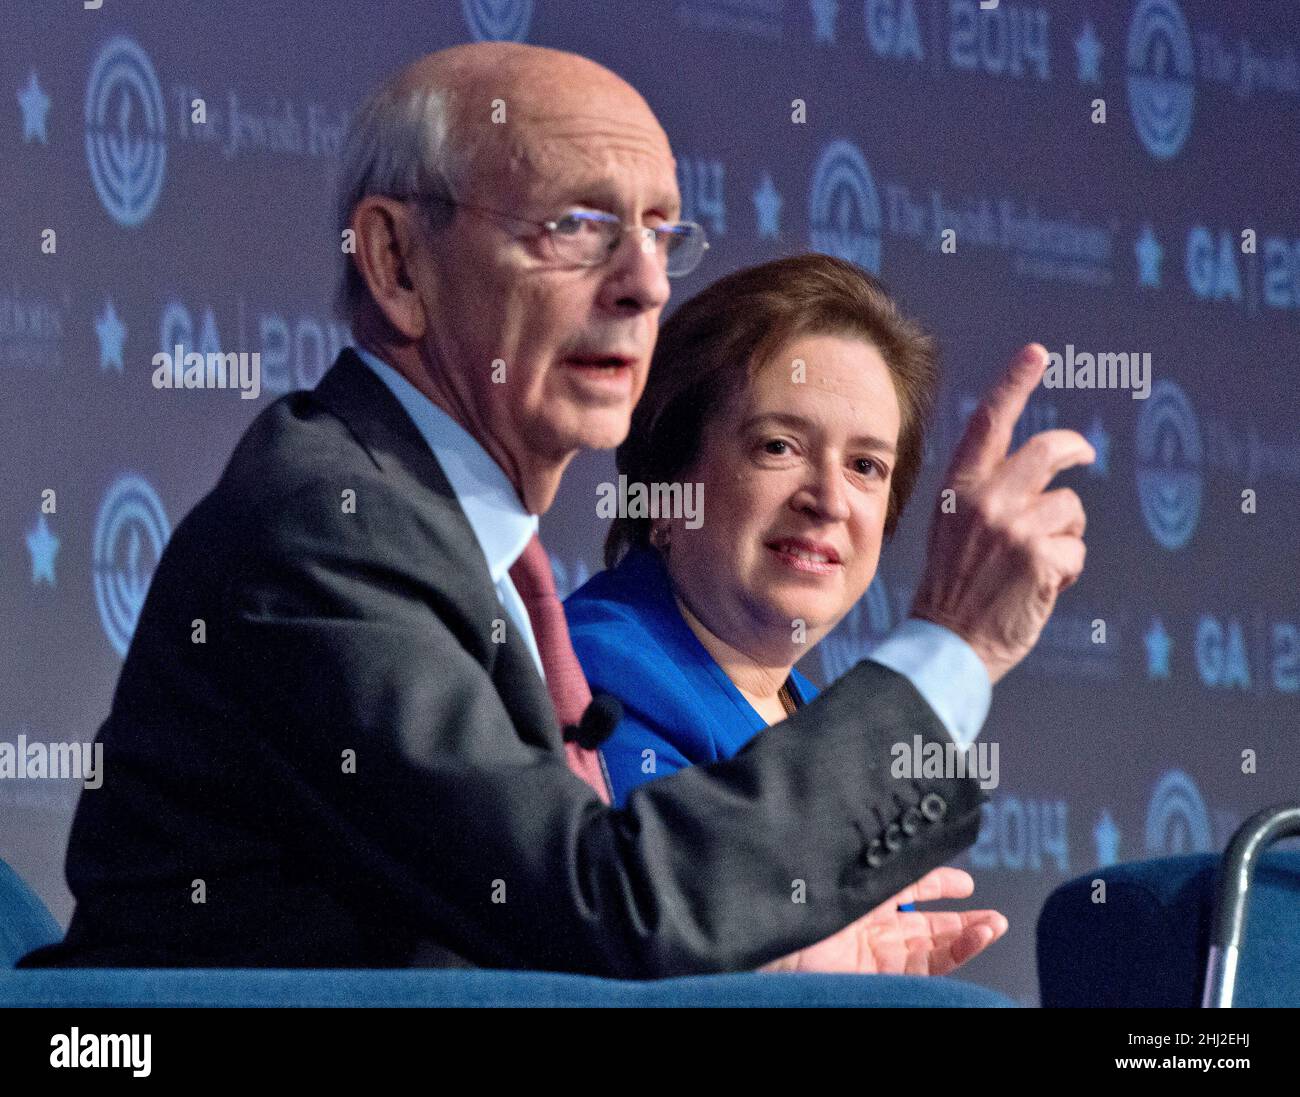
[563, 693, 623, 749]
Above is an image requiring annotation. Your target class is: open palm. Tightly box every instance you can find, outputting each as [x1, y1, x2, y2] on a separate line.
[760, 867, 1007, 975]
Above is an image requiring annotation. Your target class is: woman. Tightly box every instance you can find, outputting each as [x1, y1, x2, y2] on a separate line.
[566, 253, 1005, 974]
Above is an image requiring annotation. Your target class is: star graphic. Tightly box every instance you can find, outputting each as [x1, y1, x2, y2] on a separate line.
[1135, 223, 1162, 288]
[753, 172, 783, 239]
[26, 513, 60, 586]
[17, 69, 51, 144]
[1075, 21, 1103, 84]
[1094, 809, 1120, 867]
[1085, 413, 1110, 478]
[1145, 616, 1172, 679]
[810, 0, 838, 43]
[96, 298, 127, 372]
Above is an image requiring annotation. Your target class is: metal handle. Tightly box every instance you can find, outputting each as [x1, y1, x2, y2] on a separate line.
[1202, 803, 1300, 1008]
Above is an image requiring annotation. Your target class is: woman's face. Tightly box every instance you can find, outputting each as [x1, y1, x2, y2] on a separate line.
[660, 332, 902, 661]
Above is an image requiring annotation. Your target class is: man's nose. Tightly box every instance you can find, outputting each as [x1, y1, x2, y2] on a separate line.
[597, 227, 672, 314]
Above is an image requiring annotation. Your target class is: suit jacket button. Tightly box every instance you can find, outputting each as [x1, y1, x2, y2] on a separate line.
[900, 805, 922, 835]
[920, 792, 947, 822]
[883, 822, 903, 851]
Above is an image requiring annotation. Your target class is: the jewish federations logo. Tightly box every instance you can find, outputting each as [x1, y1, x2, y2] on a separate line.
[1125, 0, 1195, 159]
[808, 139, 882, 274]
[1135, 378, 1201, 550]
[84, 36, 167, 227]
[1144, 768, 1212, 855]
[93, 475, 171, 657]
[461, 0, 534, 42]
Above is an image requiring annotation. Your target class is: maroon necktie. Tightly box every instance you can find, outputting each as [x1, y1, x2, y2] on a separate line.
[508, 533, 611, 803]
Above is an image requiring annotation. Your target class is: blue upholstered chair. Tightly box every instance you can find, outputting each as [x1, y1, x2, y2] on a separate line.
[1037, 848, 1300, 1008]
[0, 855, 1013, 1007]
[0, 858, 62, 969]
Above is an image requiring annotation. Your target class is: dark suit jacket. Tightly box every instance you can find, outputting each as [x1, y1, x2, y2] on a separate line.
[19, 349, 987, 976]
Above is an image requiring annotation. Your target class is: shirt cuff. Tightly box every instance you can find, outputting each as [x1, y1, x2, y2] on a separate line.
[867, 617, 991, 748]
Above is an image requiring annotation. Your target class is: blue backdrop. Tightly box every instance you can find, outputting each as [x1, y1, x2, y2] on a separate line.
[2, 0, 1297, 1003]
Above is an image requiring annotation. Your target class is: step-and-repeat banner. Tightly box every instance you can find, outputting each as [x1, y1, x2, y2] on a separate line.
[3, 0, 1297, 1002]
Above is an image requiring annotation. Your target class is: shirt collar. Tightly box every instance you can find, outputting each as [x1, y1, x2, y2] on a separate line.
[352, 345, 537, 582]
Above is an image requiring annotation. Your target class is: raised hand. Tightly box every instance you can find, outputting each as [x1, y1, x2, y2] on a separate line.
[911, 344, 1094, 685]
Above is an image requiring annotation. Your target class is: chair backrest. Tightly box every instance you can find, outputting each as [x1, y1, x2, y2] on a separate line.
[1037, 851, 1300, 1007]
[0, 856, 63, 968]
[1203, 804, 1300, 1006]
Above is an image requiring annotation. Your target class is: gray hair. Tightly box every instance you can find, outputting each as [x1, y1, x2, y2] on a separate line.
[332, 79, 470, 326]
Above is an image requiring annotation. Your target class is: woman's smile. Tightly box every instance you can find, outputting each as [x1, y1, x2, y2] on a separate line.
[764, 536, 844, 576]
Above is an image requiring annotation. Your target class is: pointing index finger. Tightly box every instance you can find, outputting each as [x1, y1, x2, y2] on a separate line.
[949, 343, 1049, 481]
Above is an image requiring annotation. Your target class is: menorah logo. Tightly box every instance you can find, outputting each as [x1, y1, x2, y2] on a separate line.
[84, 36, 167, 227]
[461, 0, 534, 42]
[92, 475, 171, 658]
[1126, 0, 1196, 160]
[1143, 768, 1212, 855]
[1135, 378, 1202, 551]
[808, 139, 883, 275]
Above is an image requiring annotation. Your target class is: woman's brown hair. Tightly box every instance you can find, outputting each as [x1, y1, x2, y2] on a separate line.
[605, 253, 939, 567]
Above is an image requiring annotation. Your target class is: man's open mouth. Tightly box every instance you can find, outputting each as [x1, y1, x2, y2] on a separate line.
[564, 355, 635, 369]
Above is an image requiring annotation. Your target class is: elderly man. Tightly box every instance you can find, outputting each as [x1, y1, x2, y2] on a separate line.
[22, 43, 1089, 975]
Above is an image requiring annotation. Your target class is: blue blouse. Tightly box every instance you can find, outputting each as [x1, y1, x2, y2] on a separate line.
[565, 546, 818, 807]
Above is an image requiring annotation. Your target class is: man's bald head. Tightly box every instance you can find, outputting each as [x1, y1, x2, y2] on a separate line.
[397, 43, 670, 185]
[334, 43, 675, 323]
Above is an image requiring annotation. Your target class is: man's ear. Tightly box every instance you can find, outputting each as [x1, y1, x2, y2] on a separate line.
[349, 196, 432, 341]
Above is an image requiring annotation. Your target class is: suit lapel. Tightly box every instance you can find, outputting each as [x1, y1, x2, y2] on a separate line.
[314, 348, 455, 497]
[312, 348, 562, 754]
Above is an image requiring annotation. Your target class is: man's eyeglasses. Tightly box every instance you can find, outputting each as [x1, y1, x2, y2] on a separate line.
[412, 196, 710, 277]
